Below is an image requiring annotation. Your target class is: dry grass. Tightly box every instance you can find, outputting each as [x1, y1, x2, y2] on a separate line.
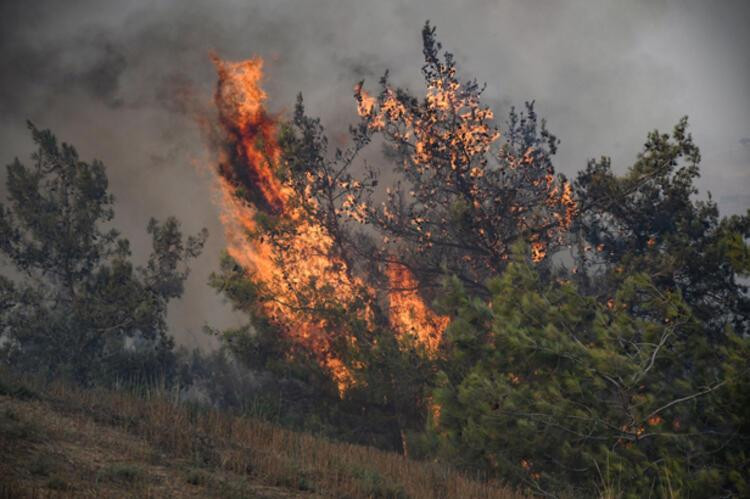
[0, 374, 523, 498]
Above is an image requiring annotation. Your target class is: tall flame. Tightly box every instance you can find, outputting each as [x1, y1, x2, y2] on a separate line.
[209, 55, 450, 395]
[212, 56, 290, 213]
[211, 55, 366, 393]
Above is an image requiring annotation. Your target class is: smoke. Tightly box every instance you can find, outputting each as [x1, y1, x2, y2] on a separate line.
[1, 0, 748, 349]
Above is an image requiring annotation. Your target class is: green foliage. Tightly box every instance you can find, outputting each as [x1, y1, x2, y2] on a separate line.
[434, 245, 749, 495]
[433, 119, 750, 496]
[574, 117, 750, 338]
[0, 123, 207, 385]
[570, 118, 750, 494]
[352, 466, 407, 498]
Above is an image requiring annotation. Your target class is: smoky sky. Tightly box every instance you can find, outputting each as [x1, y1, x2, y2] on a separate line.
[1, 0, 749, 349]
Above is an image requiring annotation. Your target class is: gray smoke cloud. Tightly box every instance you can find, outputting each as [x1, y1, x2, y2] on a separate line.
[1, 0, 748, 349]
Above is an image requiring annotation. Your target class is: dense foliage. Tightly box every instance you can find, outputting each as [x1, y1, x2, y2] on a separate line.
[207, 21, 580, 456]
[431, 120, 750, 495]
[435, 246, 748, 496]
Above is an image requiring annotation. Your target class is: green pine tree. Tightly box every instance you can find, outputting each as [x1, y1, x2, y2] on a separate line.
[0, 123, 207, 385]
[434, 243, 749, 495]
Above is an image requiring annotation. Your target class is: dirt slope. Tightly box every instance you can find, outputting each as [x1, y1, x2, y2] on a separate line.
[0, 377, 520, 498]
[1, 388, 305, 498]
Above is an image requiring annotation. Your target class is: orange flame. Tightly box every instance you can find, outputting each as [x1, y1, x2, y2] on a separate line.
[357, 71, 577, 266]
[210, 55, 370, 394]
[387, 262, 449, 355]
[209, 55, 453, 396]
[212, 55, 290, 213]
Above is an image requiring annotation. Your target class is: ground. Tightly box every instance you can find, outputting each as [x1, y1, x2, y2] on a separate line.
[0, 376, 520, 498]
[0, 388, 305, 498]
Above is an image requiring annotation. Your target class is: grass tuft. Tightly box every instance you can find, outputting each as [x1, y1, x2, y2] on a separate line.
[97, 463, 144, 485]
[0, 407, 44, 441]
[45, 476, 69, 491]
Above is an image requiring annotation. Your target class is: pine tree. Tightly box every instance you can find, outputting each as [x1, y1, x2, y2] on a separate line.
[434, 244, 749, 496]
[0, 123, 207, 384]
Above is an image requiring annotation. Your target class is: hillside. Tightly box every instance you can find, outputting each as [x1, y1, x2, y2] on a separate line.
[0, 374, 520, 498]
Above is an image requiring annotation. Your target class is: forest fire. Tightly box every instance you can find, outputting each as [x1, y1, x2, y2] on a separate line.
[211, 55, 362, 393]
[209, 55, 447, 394]
[2, 12, 745, 496]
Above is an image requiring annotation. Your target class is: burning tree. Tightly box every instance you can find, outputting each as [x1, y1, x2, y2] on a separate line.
[207, 55, 376, 396]
[353, 23, 576, 295]
[204, 23, 578, 451]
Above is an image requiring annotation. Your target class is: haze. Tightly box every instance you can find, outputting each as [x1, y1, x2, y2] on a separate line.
[1, 0, 748, 348]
